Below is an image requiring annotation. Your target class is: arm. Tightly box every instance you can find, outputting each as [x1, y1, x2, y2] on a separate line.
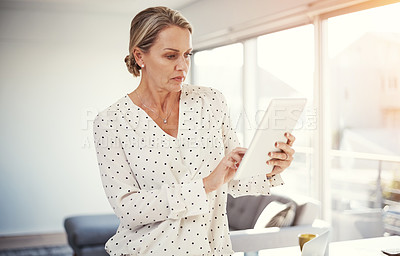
[93, 113, 209, 228]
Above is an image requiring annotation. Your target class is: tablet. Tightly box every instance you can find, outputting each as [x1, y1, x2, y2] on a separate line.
[233, 98, 307, 180]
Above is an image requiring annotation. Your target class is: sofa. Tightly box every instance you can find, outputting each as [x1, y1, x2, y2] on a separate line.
[64, 193, 329, 256]
[64, 214, 118, 256]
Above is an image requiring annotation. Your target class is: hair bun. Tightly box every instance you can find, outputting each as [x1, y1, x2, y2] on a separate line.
[124, 54, 137, 75]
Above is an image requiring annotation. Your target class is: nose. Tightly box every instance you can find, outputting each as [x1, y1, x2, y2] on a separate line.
[175, 55, 189, 71]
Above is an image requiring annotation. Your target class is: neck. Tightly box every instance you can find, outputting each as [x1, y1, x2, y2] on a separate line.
[135, 79, 181, 113]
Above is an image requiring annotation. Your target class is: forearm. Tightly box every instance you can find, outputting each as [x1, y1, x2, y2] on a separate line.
[105, 177, 210, 227]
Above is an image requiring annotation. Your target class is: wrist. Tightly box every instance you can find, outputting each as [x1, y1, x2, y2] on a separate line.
[202, 177, 214, 194]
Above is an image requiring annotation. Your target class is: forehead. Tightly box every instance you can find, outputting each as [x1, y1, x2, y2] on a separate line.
[152, 25, 192, 51]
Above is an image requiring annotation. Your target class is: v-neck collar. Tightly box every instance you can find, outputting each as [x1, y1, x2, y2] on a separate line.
[125, 85, 186, 140]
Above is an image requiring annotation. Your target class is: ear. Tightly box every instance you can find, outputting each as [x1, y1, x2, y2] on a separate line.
[132, 47, 145, 67]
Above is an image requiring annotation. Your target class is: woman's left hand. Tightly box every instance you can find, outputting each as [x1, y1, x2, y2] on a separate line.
[266, 132, 296, 178]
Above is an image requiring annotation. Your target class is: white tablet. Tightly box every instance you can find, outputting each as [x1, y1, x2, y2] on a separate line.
[233, 98, 307, 180]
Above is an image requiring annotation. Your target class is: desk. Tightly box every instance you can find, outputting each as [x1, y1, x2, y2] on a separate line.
[252, 236, 400, 256]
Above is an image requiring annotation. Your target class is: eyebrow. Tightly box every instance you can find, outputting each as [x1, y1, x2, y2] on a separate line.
[163, 48, 193, 52]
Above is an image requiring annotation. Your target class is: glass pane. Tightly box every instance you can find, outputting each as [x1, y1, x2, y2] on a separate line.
[193, 43, 244, 144]
[327, 2, 400, 240]
[257, 25, 315, 196]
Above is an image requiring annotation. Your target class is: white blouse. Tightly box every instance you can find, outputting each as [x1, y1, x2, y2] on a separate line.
[93, 84, 284, 256]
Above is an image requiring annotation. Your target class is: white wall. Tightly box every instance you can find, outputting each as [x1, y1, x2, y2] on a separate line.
[0, 3, 138, 235]
[0, 0, 203, 236]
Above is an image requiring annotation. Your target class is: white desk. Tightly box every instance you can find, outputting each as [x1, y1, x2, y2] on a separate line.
[252, 236, 400, 256]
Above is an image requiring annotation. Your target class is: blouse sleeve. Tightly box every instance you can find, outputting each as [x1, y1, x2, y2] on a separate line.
[213, 89, 284, 198]
[93, 113, 209, 228]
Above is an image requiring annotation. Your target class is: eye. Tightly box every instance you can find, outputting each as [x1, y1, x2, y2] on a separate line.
[184, 53, 193, 58]
[166, 54, 176, 59]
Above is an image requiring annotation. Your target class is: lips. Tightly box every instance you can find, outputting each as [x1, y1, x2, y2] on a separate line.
[172, 76, 185, 82]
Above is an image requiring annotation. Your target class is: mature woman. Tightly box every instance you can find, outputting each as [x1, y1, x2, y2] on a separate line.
[93, 6, 295, 256]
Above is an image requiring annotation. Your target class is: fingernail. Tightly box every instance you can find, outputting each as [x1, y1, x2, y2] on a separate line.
[285, 132, 288, 136]
[275, 142, 278, 147]
[268, 152, 272, 157]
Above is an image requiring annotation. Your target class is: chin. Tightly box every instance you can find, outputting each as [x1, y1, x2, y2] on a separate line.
[170, 82, 183, 92]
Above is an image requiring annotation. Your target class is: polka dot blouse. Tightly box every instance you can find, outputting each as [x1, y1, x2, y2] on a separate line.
[93, 84, 284, 256]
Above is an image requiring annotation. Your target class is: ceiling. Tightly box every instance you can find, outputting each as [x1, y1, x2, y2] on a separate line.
[0, 0, 201, 13]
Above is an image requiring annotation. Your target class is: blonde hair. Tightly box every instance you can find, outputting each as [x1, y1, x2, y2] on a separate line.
[124, 6, 193, 77]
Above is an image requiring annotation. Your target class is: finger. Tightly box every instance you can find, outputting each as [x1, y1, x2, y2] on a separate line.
[224, 157, 238, 169]
[229, 154, 242, 163]
[267, 159, 290, 168]
[275, 141, 295, 156]
[285, 132, 296, 145]
[268, 151, 291, 161]
[232, 147, 247, 155]
[226, 160, 238, 169]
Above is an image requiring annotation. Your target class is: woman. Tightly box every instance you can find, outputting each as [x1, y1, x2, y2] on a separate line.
[93, 6, 296, 256]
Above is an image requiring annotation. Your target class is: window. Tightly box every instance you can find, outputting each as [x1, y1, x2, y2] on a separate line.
[193, 28, 315, 197]
[192, 0, 400, 242]
[327, 3, 400, 240]
[257, 25, 315, 196]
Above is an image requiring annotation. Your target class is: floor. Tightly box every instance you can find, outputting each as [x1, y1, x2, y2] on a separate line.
[0, 245, 73, 256]
[0, 232, 72, 256]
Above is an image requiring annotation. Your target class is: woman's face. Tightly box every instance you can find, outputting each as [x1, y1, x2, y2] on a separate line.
[141, 25, 192, 92]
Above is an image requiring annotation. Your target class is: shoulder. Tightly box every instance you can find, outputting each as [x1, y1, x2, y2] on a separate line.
[183, 84, 227, 102]
[93, 94, 132, 129]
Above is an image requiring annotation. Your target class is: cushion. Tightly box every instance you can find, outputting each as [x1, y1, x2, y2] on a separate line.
[254, 201, 296, 228]
[293, 200, 320, 226]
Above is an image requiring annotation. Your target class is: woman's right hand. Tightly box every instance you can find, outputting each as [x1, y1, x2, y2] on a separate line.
[202, 147, 247, 194]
